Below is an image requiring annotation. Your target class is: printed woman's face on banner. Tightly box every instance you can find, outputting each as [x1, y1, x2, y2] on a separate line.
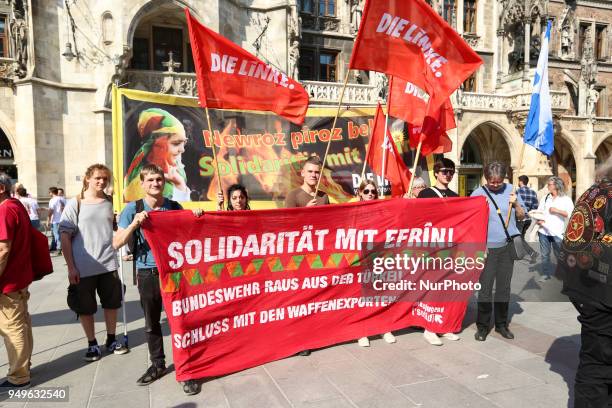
[168, 133, 187, 164]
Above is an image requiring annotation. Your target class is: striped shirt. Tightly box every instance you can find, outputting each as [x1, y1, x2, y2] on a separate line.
[518, 186, 539, 218]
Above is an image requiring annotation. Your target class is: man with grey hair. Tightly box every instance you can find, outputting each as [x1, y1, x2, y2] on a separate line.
[470, 161, 526, 341]
[0, 172, 34, 389]
[535, 176, 574, 281]
[559, 156, 612, 407]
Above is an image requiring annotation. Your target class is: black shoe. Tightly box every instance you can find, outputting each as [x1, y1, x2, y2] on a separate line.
[0, 380, 30, 391]
[136, 364, 166, 386]
[84, 345, 101, 362]
[182, 380, 201, 395]
[495, 327, 515, 339]
[474, 328, 489, 341]
[297, 350, 311, 356]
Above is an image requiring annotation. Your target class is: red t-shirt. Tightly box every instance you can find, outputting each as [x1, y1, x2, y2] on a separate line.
[0, 198, 33, 293]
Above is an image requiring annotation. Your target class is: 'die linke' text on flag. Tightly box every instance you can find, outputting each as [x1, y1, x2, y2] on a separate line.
[210, 52, 297, 90]
[376, 13, 448, 78]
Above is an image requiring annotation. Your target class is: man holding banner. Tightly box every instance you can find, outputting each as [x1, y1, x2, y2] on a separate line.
[113, 164, 202, 396]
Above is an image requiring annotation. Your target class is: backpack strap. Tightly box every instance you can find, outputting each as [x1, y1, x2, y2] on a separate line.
[132, 199, 144, 285]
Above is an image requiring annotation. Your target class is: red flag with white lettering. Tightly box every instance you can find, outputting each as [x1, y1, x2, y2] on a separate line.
[388, 76, 454, 155]
[185, 9, 309, 125]
[366, 104, 412, 197]
[349, 0, 482, 109]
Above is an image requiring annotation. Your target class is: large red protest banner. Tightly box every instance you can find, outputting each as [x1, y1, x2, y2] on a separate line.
[143, 197, 488, 381]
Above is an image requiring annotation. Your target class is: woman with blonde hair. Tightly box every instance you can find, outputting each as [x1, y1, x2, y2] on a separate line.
[355, 180, 396, 347]
[536, 176, 574, 281]
[60, 164, 126, 361]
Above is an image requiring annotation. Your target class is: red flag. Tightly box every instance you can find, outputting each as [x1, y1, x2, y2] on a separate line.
[185, 9, 309, 125]
[388, 76, 454, 155]
[366, 104, 412, 197]
[349, 0, 482, 109]
[408, 99, 455, 155]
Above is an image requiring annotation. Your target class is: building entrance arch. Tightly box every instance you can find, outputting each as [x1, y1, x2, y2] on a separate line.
[0, 128, 16, 182]
[458, 123, 512, 196]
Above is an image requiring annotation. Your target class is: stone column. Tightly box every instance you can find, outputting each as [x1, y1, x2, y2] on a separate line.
[523, 18, 531, 89]
[496, 29, 505, 89]
[456, 0, 464, 34]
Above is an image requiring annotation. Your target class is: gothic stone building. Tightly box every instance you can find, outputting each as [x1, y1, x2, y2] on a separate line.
[0, 0, 610, 199]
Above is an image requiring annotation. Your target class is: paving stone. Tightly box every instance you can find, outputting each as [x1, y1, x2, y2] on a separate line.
[219, 372, 292, 408]
[397, 377, 500, 408]
[344, 339, 447, 386]
[264, 356, 342, 405]
[437, 359, 544, 396]
[486, 383, 569, 408]
[509, 356, 575, 390]
[88, 389, 149, 408]
[318, 359, 417, 408]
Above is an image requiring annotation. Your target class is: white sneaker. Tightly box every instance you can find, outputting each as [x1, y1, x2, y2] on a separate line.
[423, 330, 442, 346]
[441, 332, 460, 341]
[357, 337, 370, 347]
[382, 332, 396, 344]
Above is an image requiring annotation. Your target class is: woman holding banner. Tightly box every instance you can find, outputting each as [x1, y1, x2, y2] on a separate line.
[471, 162, 526, 342]
[124, 108, 190, 202]
[356, 180, 396, 347]
[217, 184, 251, 211]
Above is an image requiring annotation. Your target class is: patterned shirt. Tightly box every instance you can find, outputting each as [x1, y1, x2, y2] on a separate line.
[518, 186, 539, 217]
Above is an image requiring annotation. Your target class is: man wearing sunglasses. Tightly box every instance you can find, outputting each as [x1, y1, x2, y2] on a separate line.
[415, 159, 460, 346]
[417, 158, 458, 199]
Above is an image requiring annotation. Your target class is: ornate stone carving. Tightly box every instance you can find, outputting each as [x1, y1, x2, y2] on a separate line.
[112, 45, 132, 85]
[288, 1, 301, 41]
[320, 17, 340, 32]
[288, 40, 300, 79]
[349, 0, 364, 34]
[462, 33, 481, 49]
[0, 59, 15, 81]
[500, 0, 525, 26]
[303, 80, 379, 104]
[9, 0, 29, 79]
[559, 4, 577, 59]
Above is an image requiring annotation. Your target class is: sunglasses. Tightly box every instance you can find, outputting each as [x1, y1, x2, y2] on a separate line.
[439, 169, 455, 176]
[362, 189, 377, 195]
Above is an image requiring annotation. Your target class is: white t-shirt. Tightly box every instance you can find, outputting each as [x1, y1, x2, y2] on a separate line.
[537, 194, 574, 238]
[18, 197, 39, 220]
[48, 196, 65, 223]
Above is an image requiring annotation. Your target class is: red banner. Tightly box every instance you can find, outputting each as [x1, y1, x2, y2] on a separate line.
[185, 9, 309, 125]
[349, 0, 482, 109]
[143, 197, 489, 381]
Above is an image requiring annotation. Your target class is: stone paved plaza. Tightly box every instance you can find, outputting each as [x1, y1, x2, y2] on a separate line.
[0, 255, 580, 408]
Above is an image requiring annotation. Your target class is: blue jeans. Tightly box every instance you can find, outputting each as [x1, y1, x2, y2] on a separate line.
[50, 223, 61, 251]
[538, 232, 561, 278]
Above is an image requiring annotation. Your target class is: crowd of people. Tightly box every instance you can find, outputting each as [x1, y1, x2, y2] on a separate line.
[0, 154, 609, 406]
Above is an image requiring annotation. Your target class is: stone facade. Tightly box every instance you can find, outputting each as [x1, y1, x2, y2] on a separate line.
[0, 0, 610, 200]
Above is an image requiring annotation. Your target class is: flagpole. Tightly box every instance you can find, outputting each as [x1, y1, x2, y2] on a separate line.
[203, 106, 223, 195]
[379, 110, 389, 199]
[315, 70, 351, 196]
[406, 139, 423, 198]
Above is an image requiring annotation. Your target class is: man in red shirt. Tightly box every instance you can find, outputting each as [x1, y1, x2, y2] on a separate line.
[0, 173, 33, 389]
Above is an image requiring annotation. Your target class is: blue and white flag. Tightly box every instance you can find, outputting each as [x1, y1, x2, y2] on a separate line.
[524, 20, 554, 156]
